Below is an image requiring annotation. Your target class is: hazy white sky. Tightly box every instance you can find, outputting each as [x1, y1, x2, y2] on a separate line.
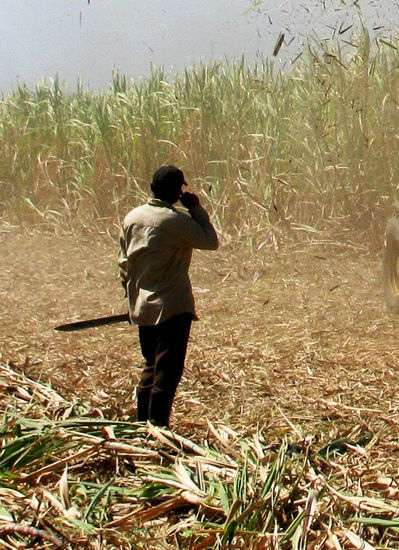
[0, 0, 398, 94]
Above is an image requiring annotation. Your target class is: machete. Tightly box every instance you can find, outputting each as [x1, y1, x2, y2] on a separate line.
[54, 313, 130, 332]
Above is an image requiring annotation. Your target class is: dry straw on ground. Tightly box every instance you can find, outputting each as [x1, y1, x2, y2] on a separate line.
[1, 225, 399, 548]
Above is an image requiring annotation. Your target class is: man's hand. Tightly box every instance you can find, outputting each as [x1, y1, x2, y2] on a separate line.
[180, 192, 200, 209]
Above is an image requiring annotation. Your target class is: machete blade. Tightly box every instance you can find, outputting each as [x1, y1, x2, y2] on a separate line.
[54, 313, 130, 332]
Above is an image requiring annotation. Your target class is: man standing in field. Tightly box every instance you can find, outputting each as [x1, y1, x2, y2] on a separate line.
[118, 165, 219, 427]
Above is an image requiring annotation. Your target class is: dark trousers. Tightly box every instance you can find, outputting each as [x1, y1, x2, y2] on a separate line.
[137, 313, 192, 427]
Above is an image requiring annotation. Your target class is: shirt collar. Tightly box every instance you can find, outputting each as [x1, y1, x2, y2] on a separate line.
[147, 198, 177, 211]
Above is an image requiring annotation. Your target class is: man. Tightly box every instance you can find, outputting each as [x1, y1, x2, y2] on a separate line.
[118, 165, 219, 427]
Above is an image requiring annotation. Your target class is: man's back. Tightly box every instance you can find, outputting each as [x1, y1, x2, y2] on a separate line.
[119, 197, 218, 326]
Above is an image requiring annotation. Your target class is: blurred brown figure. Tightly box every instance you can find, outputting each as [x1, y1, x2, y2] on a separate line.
[118, 165, 219, 427]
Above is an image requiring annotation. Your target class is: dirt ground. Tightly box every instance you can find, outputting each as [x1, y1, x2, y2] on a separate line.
[1, 224, 399, 463]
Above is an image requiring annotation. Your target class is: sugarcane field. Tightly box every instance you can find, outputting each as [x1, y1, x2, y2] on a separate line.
[2, 15, 399, 550]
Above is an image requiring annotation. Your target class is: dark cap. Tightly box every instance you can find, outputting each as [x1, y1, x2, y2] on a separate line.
[151, 165, 187, 189]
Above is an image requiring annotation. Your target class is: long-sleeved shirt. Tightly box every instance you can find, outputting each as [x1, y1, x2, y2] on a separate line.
[118, 198, 219, 326]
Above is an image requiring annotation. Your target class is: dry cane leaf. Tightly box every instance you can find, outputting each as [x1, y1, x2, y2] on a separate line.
[174, 459, 205, 496]
[135, 496, 188, 523]
[301, 490, 317, 548]
[101, 425, 116, 439]
[325, 530, 343, 550]
[16, 387, 32, 401]
[342, 528, 376, 550]
[0, 523, 63, 548]
[58, 466, 71, 510]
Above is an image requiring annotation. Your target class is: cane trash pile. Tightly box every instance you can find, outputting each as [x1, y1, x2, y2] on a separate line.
[0, 363, 398, 549]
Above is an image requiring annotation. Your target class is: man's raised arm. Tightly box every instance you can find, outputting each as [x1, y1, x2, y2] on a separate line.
[179, 192, 219, 250]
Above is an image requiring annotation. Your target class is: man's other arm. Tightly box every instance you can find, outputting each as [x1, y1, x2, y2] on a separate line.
[118, 227, 128, 296]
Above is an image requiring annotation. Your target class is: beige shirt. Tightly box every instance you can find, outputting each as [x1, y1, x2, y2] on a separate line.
[118, 198, 218, 326]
